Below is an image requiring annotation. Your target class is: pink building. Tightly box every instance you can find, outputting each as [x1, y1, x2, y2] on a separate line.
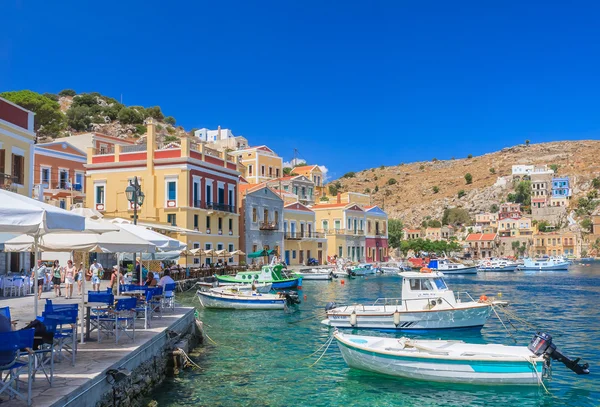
[364, 205, 389, 263]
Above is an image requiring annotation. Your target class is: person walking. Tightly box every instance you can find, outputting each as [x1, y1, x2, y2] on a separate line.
[89, 259, 104, 291]
[64, 260, 76, 299]
[31, 260, 47, 300]
[109, 265, 124, 296]
[76, 262, 84, 296]
[52, 260, 62, 297]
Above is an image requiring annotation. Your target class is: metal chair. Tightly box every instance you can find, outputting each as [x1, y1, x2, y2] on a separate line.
[97, 298, 136, 343]
[0, 329, 35, 406]
[162, 283, 176, 312]
[42, 309, 78, 366]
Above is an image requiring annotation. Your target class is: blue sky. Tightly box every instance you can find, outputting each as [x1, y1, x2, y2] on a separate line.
[2, 1, 600, 180]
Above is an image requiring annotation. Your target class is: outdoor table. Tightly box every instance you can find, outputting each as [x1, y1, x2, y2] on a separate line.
[121, 290, 147, 297]
[82, 301, 111, 340]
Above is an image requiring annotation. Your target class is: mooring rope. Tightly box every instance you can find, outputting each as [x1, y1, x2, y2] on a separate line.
[490, 304, 518, 343]
[301, 335, 335, 360]
[525, 356, 552, 396]
[176, 347, 202, 370]
[309, 335, 335, 368]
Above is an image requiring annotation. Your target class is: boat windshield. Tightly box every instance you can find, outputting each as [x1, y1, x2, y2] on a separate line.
[408, 278, 434, 291]
[432, 278, 447, 290]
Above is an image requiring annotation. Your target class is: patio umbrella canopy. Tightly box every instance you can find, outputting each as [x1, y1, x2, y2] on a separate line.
[248, 249, 268, 258]
[110, 219, 186, 251]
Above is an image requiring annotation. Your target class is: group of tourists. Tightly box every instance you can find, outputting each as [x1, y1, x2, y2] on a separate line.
[30, 258, 107, 300]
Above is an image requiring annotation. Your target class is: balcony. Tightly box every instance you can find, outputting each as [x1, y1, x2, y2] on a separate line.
[284, 231, 325, 240]
[285, 232, 302, 240]
[259, 221, 279, 231]
[322, 229, 364, 236]
[0, 173, 18, 192]
[206, 202, 236, 214]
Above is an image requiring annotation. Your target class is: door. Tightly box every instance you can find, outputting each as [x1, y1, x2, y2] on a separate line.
[318, 250, 323, 265]
[285, 251, 290, 265]
[299, 250, 304, 264]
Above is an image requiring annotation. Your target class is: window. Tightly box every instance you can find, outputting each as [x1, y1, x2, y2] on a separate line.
[206, 216, 211, 229]
[228, 244, 234, 262]
[194, 215, 199, 229]
[95, 185, 105, 204]
[12, 154, 24, 185]
[218, 185, 225, 204]
[167, 214, 177, 226]
[193, 179, 201, 207]
[261, 165, 265, 176]
[75, 172, 84, 191]
[41, 167, 50, 187]
[263, 209, 269, 222]
[248, 165, 253, 176]
[59, 169, 69, 189]
[217, 243, 223, 250]
[59, 199, 66, 209]
[252, 244, 258, 253]
[334, 220, 341, 230]
[308, 187, 313, 196]
[322, 220, 328, 231]
[292, 250, 296, 259]
[274, 211, 279, 224]
[301, 187, 306, 197]
[293, 186, 298, 195]
[167, 181, 176, 200]
[228, 188, 233, 208]
[206, 183, 212, 204]
[338, 246, 342, 257]
[252, 208, 257, 222]
[218, 217, 223, 230]
[229, 218, 233, 231]
[269, 166, 273, 177]
[276, 168, 280, 177]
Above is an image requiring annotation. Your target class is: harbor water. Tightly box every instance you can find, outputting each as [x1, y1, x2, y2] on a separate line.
[150, 264, 600, 406]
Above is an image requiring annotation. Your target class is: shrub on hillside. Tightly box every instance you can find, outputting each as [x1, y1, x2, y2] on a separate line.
[164, 116, 176, 126]
[464, 173, 473, 184]
[432, 186, 439, 193]
[342, 172, 356, 178]
[387, 178, 397, 186]
[59, 89, 76, 97]
[457, 190, 466, 198]
[467, 154, 473, 159]
[489, 168, 496, 174]
[66, 105, 92, 131]
[117, 107, 143, 125]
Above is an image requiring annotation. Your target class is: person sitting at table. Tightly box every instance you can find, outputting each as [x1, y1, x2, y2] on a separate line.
[110, 265, 124, 296]
[158, 269, 175, 287]
[145, 272, 158, 287]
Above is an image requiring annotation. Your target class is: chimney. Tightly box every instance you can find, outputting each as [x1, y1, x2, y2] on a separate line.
[218, 125, 221, 140]
[337, 192, 341, 204]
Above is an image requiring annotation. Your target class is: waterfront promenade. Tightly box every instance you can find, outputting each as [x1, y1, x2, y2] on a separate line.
[0, 282, 196, 407]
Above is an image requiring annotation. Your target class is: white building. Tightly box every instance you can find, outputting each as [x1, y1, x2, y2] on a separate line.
[194, 126, 249, 151]
[512, 165, 534, 177]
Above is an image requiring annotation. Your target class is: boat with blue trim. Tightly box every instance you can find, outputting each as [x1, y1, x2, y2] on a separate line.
[519, 256, 570, 271]
[428, 258, 478, 275]
[197, 286, 299, 310]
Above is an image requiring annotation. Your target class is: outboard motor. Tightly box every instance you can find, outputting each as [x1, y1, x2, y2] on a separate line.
[528, 332, 590, 375]
[325, 301, 337, 311]
[282, 291, 301, 306]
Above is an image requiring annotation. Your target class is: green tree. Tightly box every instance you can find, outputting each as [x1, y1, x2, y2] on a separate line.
[387, 178, 397, 185]
[587, 190, 598, 200]
[0, 90, 65, 137]
[419, 165, 425, 170]
[328, 184, 338, 196]
[537, 221, 551, 232]
[432, 158, 438, 162]
[465, 173, 473, 184]
[43, 93, 59, 101]
[342, 172, 355, 178]
[428, 219, 442, 228]
[283, 167, 293, 175]
[102, 102, 124, 120]
[380, 165, 385, 170]
[72, 93, 98, 107]
[66, 105, 91, 131]
[164, 116, 176, 126]
[457, 190, 466, 198]
[467, 154, 473, 159]
[581, 217, 593, 232]
[164, 135, 179, 143]
[374, 185, 379, 193]
[513, 181, 532, 207]
[145, 106, 164, 121]
[135, 124, 147, 135]
[442, 208, 471, 226]
[364, 187, 371, 193]
[117, 107, 143, 125]
[511, 241, 521, 255]
[592, 178, 600, 189]
[388, 219, 404, 248]
[549, 164, 559, 173]
[58, 89, 76, 97]
[525, 139, 530, 146]
[490, 204, 499, 212]
[432, 186, 439, 193]
[489, 168, 496, 174]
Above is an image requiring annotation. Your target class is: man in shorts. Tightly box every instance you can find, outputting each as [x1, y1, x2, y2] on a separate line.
[31, 260, 47, 300]
[89, 259, 104, 291]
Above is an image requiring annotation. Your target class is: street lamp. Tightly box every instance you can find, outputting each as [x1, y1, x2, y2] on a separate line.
[126, 176, 144, 283]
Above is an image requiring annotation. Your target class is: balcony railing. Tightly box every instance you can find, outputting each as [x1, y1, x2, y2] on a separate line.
[121, 144, 147, 153]
[320, 229, 365, 236]
[206, 202, 236, 213]
[259, 221, 279, 231]
[95, 146, 114, 155]
[0, 173, 18, 192]
[285, 231, 325, 239]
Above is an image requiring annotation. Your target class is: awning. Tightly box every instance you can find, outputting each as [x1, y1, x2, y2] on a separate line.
[248, 250, 268, 258]
[267, 249, 278, 255]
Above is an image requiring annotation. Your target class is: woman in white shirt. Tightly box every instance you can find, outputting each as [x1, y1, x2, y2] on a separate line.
[64, 260, 76, 299]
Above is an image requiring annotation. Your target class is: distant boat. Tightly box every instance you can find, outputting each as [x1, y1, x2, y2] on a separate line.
[197, 287, 292, 310]
[297, 268, 334, 281]
[216, 264, 302, 289]
[478, 258, 518, 272]
[519, 256, 570, 271]
[428, 259, 478, 275]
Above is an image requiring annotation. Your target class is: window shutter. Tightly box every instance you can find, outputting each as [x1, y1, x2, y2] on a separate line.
[0, 150, 5, 174]
[19, 156, 24, 184]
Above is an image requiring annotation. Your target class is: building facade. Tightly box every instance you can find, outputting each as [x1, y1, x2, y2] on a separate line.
[550, 177, 572, 207]
[291, 165, 325, 196]
[475, 212, 498, 229]
[239, 185, 284, 265]
[498, 203, 521, 220]
[266, 175, 316, 206]
[235, 146, 283, 184]
[365, 206, 389, 262]
[465, 233, 499, 259]
[85, 119, 240, 265]
[282, 202, 327, 265]
[194, 127, 249, 152]
[403, 229, 423, 240]
[497, 217, 533, 238]
[312, 202, 366, 262]
[533, 231, 579, 257]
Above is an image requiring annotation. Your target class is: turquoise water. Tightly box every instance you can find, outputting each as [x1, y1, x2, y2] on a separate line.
[151, 265, 600, 406]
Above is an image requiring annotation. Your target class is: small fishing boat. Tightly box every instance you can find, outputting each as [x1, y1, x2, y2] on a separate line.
[334, 331, 589, 385]
[346, 263, 377, 276]
[198, 281, 273, 294]
[519, 256, 570, 271]
[477, 258, 518, 272]
[322, 271, 501, 330]
[297, 268, 334, 280]
[378, 261, 412, 274]
[197, 286, 299, 310]
[428, 259, 478, 275]
[216, 264, 302, 289]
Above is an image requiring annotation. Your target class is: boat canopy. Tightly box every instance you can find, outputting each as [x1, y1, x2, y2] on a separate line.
[248, 249, 268, 258]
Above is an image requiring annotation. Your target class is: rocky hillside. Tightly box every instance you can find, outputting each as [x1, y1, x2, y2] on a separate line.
[0, 89, 190, 144]
[328, 141, 600, 226]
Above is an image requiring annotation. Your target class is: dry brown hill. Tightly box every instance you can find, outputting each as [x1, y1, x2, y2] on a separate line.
[328, 140, 600, 226]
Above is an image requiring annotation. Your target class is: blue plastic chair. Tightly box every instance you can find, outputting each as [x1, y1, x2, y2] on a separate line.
[95, 298, 136, 343]
[42, 308, 78, 366]
[162, 283, 176, 312]
[0, 328, 34, 405]
[88, 292, 114, 305]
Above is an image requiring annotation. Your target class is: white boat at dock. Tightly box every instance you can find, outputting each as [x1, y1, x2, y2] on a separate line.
[427, 258, 478, 275]
[519, 256, 570, 271]
[477, 258, 518, 272]
[197, 286, 299, 310]
[322, 271, 501, 330]
[297, 268, 334, 280]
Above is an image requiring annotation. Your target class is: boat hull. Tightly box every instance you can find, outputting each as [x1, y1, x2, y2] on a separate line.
[519, 263, 569, 271]
[323, 304, 492, 330]
[298, 272, 332, 281]
[336, 336, 543, 385]
[435, 266, 478, 275]
[197, 291, 285, 310]
[478, 265, 518, 272]
[272, 278, 302, 289]
[216, 275, 302, 289]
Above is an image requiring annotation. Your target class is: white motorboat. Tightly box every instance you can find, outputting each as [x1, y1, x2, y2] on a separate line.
[478, 258, 518, 272]
[297, 268, 334, 281]
[202, 282, 273, 293]
[334, 331, 589, 385]
[197, 286, 299, 310]
[427, 259, 478, 275]
[519, 256, 570, 271]
[322, 271, 502, 330]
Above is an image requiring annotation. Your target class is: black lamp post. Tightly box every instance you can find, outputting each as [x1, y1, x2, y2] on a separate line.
[125, 176, 145, 282]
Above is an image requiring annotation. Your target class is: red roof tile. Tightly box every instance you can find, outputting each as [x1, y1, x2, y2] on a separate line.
[466, 233, 497, 241]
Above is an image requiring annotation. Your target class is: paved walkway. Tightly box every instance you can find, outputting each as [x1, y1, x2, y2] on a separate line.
[0, 283, 195, 406]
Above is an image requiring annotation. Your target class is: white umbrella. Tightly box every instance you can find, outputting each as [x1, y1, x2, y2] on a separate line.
[0, 189, 86, 316]
[70, 207, 103, 220]
[110, 219, 185, 251]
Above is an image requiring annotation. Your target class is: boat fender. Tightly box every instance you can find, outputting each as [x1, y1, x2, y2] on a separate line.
[479, 295, 488, 302]
[420, 267, 432, 273]
[430, 300, 437, 308]
[393, 311, 401, 326]
[325, 301, 337, 311]
[350, 311, 357, 327]
[437, 298, 442, 305]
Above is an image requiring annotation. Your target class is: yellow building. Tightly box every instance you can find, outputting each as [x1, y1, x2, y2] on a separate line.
[497, 217, 533, 238]
[533, 231, 579, 257]
[291, 165, 325, 196]
[282, 202, 328, 265]
[85, 119, 241, 266]
[0, 96, 36, 197]
[234, 145, 283, 184]
[425, 227, 442, 241]
[311, 201, 366, 262]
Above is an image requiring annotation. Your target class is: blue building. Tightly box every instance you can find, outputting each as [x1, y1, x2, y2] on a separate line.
[550, 177, 571, 207]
